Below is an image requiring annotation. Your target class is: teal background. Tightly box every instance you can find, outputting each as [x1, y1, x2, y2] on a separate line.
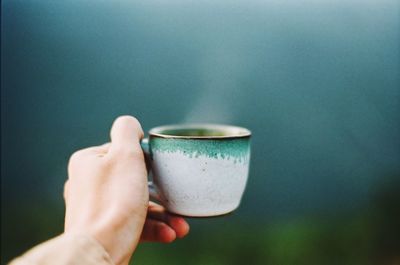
[1, 0, 399, 264]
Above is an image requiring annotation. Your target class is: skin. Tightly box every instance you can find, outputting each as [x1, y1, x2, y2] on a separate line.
[63, 116, 190, 265]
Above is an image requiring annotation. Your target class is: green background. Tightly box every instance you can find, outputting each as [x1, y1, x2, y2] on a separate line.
[1, 1, 399, 264]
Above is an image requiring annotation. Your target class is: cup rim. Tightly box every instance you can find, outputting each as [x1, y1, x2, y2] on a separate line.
[148, 123, 251, 139]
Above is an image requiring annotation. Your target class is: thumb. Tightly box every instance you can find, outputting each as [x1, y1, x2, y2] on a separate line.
[109, 116, 144, 155]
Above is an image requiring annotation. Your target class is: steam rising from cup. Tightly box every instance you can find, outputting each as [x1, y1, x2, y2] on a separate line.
[183, 46, 249, 124]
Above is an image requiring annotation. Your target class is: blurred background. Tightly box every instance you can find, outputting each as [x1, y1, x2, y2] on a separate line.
[1, 0, 399, 264]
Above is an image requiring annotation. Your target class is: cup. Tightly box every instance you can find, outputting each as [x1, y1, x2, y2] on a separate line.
[140, 124, 251, 217]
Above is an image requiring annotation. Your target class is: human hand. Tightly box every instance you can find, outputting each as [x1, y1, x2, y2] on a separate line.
[64, 116, 189, 265]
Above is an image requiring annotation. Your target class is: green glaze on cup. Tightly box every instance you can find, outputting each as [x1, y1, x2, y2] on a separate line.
[150, 138, 250, 163]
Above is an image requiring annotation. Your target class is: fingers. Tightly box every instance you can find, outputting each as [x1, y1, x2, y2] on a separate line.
[109, 116, 144, 156]
[140, 202, 190, 243]
[140, 219, 177, 243]
[147, 203, 190, 239]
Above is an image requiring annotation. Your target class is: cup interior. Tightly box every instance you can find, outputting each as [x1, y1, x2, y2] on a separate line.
[149, 124, 251, 139]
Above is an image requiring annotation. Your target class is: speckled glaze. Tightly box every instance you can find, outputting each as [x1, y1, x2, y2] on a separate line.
[141, 124, 251, 217]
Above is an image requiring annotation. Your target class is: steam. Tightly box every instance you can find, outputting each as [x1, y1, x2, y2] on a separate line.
[183, 46, 249, 124]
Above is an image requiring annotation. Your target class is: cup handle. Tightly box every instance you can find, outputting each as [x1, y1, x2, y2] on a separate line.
[148, 181, 162, 202]
[140, 138, 162, 202]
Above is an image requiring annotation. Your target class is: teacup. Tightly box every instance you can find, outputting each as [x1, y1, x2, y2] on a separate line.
[140, 124, 251, 217]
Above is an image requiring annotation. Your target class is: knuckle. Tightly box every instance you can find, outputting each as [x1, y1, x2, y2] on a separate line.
[109, 146, 145, 162]
[127, 148, 145, 160]
[68, 149, 90, 171]
[119, 147, 145, 160]
[69, 150, 83, 165]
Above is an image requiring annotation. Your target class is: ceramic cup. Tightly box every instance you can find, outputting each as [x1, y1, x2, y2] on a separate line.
[140, 124, 251, 217]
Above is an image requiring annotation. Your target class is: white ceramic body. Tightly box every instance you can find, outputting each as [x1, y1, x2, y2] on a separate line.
[151, 149, 250, 217]
[143, 124, 251, 217]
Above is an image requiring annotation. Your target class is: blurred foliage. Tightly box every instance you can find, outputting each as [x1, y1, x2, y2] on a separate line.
[1, 201, 64, 264]
[3, 203, 399, 265]
[133, 215, 374, 265]
[2, 175, 400, 264]
[3, 175, 400, 265]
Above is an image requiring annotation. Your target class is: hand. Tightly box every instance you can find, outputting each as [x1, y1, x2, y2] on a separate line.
[63, 116, 189, 265]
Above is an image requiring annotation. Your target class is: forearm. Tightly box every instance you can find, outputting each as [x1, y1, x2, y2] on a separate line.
[9, 233, 113, 265]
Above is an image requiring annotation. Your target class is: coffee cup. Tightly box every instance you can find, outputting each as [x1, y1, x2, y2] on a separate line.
[140, 124, 251, 217]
